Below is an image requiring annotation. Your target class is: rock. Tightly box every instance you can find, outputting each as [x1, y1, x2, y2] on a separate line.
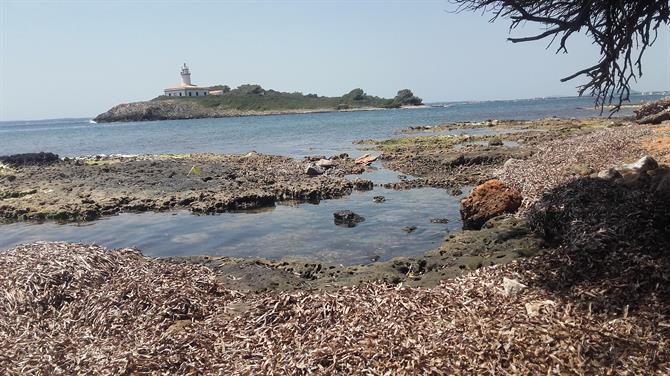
[333, 210, 365, 227]
[305, 163, 325, 176]
[488, 139, 503, 146]
[635, 96, 670, 124]
[430, 218, 449, 224]
[352, 178, 374, 191]
[624, 155, 658, 172]
[355, 154, 378, 165]
[408, 125, 432, 131]
[650, 168, 670, 195]
[0, 152, 60, 167]
[460, 179, 522, 230]
[616, 169, 652, 188]
[373, 196, 386, 203]
[450, 188, 463, 196]
[502, 277, 527, 296]
[315, 159, 336, 168]
[402, 226, 417, 233]
[597, 168, 622, 180]
[568, 164, 595, 176]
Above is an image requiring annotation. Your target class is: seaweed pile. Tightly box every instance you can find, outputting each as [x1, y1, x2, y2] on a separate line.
[1, 241, 668, 374]
[498, 124, 651, 212]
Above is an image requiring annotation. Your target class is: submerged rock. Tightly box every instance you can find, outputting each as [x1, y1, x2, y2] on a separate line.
[373, 195, 386, 203]
[430, 218, 449, 224]
[333, 210, 365, 227]
[402, 226, 417, 233]
[352, 178, 374, 191]
[460, 179, 522, 230]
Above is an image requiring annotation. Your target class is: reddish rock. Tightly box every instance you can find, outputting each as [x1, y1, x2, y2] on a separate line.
[355, 154, 378, 165]
[460, 179, 522, 230]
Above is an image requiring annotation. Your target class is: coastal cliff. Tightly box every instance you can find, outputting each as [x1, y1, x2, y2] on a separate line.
[93, 86, 424, 123]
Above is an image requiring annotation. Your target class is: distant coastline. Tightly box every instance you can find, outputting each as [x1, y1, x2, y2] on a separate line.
[93, 86, 424, 123]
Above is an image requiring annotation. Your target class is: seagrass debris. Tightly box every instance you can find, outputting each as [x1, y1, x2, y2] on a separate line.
[1, 242, 668, 375]
[498, 123, 652, 212]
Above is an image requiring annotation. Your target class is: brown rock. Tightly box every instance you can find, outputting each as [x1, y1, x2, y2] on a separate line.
[355, 154, 378, 165]
[460, 179, 522, 230]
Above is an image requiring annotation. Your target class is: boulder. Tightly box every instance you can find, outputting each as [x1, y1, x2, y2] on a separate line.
[333, 210, 365, 227]
[460, 179, 522, 230]
[635, 96, 670, 124]
[315, 159, 336, 169]
[373, 195, 386, 203]
[597, 168, 622, 180]
[305, 163, 325, 176]
[624, 155, 658, 172]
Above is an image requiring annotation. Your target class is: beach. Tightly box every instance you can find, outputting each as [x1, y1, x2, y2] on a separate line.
[2, 97, 670, 374]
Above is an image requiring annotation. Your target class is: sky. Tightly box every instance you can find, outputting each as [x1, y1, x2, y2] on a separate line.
[1, 0, 669, 121]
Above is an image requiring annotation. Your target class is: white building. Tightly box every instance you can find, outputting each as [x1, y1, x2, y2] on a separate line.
[164, 64, 210, 97]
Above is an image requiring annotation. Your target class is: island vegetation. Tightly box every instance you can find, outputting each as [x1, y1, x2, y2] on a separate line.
[93, 86, 423, 123]
[157, 85, 422, 111]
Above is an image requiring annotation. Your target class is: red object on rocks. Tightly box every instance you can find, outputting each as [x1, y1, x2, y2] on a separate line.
[355, 154, 378, 165]
[460, 179, 522, 230]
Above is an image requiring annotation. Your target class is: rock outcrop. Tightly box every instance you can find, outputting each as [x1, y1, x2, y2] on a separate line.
[0, 152, 60, 167]
[93, 100, 228, 123]
[635, 96, 670, 124]
[460, 179, 522, 230]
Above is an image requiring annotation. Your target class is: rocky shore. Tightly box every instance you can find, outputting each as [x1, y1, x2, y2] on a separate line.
[2, 108, 670, 373]
[0, 152, 367, 222]
[93, 99, 400, 123]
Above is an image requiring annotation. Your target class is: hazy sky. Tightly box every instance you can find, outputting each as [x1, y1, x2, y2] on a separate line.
[1, 0, 669, 120]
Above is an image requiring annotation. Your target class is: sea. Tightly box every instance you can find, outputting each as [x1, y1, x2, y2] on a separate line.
[0, 95, 662, 264]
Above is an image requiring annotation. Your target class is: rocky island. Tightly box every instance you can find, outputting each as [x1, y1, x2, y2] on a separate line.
[94, 85, 424, 123]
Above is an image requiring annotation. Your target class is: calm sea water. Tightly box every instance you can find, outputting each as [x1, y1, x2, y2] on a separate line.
[0, 95, 661, 263]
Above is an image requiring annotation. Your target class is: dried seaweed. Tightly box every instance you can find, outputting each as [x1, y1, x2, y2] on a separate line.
[498, 124, 652, 212]
[1, 242, 668, 374]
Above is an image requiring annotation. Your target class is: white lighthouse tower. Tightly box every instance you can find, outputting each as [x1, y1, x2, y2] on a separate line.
[163, 63, 211, 97]
[180, 63, 192, 86]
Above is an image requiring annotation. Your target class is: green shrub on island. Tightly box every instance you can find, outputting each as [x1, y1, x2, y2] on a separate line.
[153, 85, 422, 111]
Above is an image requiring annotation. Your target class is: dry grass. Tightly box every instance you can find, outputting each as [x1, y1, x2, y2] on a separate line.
[498, 123, 651, 212]
[1, 241, 668, 375]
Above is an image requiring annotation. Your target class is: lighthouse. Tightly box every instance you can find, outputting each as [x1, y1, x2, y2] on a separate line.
[180, 63, 192, 86]
[163, 63, 210, 97]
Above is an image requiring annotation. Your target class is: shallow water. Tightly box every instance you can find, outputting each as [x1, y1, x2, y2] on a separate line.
[1, 186, 463, 264]
[0, 95, 662, 263]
